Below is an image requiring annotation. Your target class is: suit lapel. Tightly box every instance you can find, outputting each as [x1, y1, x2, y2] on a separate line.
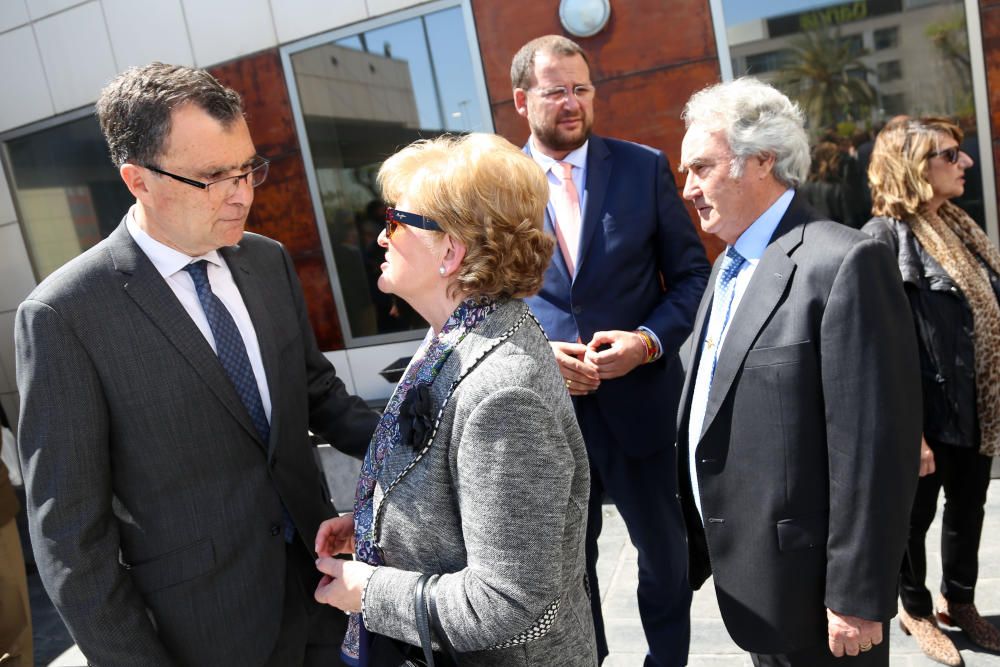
[696, 194, 809, 443]
[677, 258, 721, 434]
[107, 222, 265, 450]
[576, 136, 612, 277]
[221, 244, 280, 454]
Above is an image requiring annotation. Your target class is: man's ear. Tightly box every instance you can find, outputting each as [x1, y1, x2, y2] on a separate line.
[513, 88, 529, 119]
[120, 164, 152, 201]
[756, 153, 777, 179]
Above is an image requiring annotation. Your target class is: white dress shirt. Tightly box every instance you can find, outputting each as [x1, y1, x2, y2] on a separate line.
[688, 188, 794, 519]
[125, 209, 272, 421]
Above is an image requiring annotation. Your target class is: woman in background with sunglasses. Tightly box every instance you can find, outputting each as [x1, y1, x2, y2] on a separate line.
[864, 116, 1000, 665]
[312, 133, 597, 666]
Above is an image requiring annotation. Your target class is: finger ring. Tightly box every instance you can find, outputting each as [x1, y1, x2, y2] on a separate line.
[859, 640, 873, 652]
[566, 379, 572, 388]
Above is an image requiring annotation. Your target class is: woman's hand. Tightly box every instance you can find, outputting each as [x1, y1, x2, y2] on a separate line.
[314, 558, 374, 613]
[315, 513, 356, 558]
[919, 436, 936, 477]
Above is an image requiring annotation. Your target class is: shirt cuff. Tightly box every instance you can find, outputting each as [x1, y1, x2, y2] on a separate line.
[637, 326, 663, 362]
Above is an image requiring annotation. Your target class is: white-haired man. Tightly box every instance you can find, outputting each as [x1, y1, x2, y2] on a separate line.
[675, 77, 921, 666]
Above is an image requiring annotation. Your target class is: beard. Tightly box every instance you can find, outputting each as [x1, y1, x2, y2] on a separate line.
[531, 110, 592, 153]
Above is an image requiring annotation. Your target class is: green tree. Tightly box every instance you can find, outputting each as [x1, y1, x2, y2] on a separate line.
[776, 28, 876, 131]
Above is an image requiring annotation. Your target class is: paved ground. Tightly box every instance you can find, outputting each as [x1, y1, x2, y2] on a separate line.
[26, 483, 1000, 666]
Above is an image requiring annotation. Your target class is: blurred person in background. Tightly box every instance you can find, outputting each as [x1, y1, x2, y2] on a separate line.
[865, 116, 1000, 666]
[0, 405, 31, 667]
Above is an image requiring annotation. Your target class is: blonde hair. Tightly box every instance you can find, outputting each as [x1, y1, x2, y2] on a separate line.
[869, 116, 963, 220]
[378, 133, 554, 299]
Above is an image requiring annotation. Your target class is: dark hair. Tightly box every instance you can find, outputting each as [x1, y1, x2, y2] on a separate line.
[510, 35, 590, 90]
[96, 62, 244, 167]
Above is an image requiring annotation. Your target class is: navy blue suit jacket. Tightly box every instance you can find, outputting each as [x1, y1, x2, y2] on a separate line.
[525, 135, 710, 457]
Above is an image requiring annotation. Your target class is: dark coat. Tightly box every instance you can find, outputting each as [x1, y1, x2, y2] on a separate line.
[864, 216, 1000, 449]
[677, 193, 921, 654]
[15, 221, 378, 667]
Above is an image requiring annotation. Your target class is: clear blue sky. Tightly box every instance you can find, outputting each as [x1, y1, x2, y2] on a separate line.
[722, 0, 843, 25]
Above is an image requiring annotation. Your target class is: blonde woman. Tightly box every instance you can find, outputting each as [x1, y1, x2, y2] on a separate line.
[864, 116, 1000, 665]
[313, 133, 597, 667]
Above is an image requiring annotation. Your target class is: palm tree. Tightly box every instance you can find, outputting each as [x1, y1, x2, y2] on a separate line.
[775, 28, 876, 131]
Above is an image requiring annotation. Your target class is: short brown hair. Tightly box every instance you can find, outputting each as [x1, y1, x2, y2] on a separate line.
[511, 35, 590, 90]
[378, 134, 554, 299]
[96, 62, 244, 167]
[869, 115, 963, 220]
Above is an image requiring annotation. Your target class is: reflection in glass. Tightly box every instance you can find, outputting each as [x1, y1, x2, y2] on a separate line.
[290, 6, 487, 341]
[4, 116, 132, 279]
[722, 0, 985, 228]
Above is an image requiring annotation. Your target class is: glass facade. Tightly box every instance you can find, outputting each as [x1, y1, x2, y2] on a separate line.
[3, 115, 131, 279]
[723, 0, 986, 229]
[286, 4, 490, 344]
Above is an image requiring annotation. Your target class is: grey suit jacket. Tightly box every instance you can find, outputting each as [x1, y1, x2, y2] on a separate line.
[15, 221, 378, 666]
[361, 299, 598, 666]
[676, 193, 921, 654]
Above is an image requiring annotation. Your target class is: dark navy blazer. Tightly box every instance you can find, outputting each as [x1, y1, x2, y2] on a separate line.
[525, 134, 710, 457]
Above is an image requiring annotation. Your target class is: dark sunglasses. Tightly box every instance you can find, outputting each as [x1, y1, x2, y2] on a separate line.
[384, 207, 443, 239]
[928, 146, 961, 164]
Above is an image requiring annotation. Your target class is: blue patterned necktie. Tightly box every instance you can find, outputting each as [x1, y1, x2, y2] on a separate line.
[689, 246, 747, 519]
[184, 260, 270, 444]
[699, 246, 748, 387]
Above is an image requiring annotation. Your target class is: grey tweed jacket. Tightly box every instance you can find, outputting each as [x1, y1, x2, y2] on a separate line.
[362, 298, 598, 666]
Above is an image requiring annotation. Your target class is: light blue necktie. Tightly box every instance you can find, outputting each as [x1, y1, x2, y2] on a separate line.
[688, 247, 747, 519]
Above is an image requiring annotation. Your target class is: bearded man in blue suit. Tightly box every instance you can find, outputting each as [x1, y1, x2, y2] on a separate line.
[511, 35, 710, 667]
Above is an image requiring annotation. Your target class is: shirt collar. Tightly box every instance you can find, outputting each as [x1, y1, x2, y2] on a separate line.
[528, 137, 589, 174]
[125, 206, 224, 279]
[732, 188, 795, 262]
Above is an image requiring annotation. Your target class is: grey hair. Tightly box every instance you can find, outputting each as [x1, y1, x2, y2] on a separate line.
[682, 77, 809, 188]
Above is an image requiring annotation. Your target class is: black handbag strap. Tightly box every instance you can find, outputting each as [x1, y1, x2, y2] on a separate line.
[414, 574, 436, 667]
[426, 576, 460, 666]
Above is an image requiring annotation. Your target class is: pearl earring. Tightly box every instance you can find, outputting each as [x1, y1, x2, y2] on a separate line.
[439, 266, 446, 276]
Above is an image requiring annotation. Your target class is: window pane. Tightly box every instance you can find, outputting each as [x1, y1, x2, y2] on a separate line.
[289, 6, 488, 342]
[722, 0, 986, 229]
[3, 116, 131, 279]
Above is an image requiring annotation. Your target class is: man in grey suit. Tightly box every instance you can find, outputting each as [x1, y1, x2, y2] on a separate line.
[675, 78, 921, 666]
[15, 63, 378, 666]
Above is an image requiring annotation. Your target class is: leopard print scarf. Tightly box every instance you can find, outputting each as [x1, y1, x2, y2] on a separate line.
[909, 201, 1000, 456]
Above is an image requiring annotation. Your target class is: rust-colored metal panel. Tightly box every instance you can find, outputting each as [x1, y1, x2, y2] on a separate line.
[473, 0, 718, 106]
[208, 50, 345, 350]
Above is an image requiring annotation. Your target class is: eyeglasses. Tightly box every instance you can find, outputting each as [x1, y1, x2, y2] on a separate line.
[928, 146, 961, 164]
[528, 84, 596, 104]
[144, 157, 270, 197]
[384, 207, 443, 239]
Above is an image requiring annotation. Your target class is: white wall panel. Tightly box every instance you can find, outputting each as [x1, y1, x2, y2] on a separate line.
[34, 1, 117, 112]
[322, 349, 355, 394]
[0, 224, 38, 312]
[365, 0, 429, 19]
[0, 0, 30, 33]
[271, 0, 369, 43]
[0, 166, 15, 225]
[0, 26, 53, 131]
[103, 0, 193, 68]
[182, 0, 275, 67]
[24, 0, 81, 20]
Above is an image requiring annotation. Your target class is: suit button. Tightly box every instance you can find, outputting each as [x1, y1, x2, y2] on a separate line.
[572, 305, 583, 315]
[270, 523, 281, 536]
